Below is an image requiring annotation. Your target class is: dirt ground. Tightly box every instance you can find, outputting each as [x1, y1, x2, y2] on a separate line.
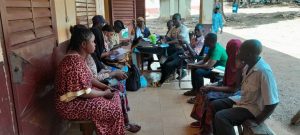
[147, 3, 300, 135]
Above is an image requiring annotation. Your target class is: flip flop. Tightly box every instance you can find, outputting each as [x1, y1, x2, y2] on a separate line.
[126, 123, 141, 133]
[151, 82, 161, 88]
[190, 121, 200, 128]
[187, 97, 196, 104]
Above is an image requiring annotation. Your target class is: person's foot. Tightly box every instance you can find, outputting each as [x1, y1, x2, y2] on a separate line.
[176, 70, 187, 80]
[151, 82, 162, 87]
[187, 97, 196, 104]
[126, 123, 141, 133]
[190, 121, 200, 128]
[183, 90, 197, 96]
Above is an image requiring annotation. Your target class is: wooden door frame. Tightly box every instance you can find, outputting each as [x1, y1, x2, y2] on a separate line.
[0, 0, 19, 134]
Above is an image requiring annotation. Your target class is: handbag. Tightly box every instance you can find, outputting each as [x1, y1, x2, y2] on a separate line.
[190, 92, 209, 120]
[190, 91, 213, 134]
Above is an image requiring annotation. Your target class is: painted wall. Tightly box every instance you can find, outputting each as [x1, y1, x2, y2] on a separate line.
[97, 0, 106, 17]
[159, 0, 191, 18]
[54, 0, 76, 43]
[54, 0, 105, 43]
[201, 0, 214, 24]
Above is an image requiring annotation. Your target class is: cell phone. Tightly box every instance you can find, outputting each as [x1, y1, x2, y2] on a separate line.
[110, 88, 119, 92]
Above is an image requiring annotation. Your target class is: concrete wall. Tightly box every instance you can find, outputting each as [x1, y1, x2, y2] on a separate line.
[201, 0, 214, 24]
[160, 0, 191, 19]
[54, 0, 105, 43]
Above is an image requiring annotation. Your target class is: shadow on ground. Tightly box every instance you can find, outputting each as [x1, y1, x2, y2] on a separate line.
[219, 32, 300, 134]
[224, 11, 300, 29]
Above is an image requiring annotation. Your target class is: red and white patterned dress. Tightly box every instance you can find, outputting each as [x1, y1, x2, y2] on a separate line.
[55, 54, 125, 135]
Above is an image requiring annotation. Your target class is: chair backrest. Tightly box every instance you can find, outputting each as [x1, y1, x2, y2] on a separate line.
[52, 40, 69, 69]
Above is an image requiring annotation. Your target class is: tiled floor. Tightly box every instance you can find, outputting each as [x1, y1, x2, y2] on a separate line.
[66, 72, 206, 135]
[126, 80, 199, 135]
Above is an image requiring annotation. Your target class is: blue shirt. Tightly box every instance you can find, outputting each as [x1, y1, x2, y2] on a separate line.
[212, 12, 223, 33]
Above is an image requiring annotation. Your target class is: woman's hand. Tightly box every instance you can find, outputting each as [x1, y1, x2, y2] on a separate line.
[201, 86, 214, 92]
[110, 50, 119, 55]
[103, 89, 114, 99]
[110, 70, 128, 80]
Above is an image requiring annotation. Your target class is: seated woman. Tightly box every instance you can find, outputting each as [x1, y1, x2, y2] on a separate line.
[55, 25, 125, 135]
[87, 23, 141, 133]
[100, 24, 117, 58]
[86, 54, 141, 133]
[189, 39, 243, 134]
[188, 39, 243, 103]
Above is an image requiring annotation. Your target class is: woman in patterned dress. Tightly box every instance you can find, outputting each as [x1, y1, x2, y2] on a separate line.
[55, 24, 125, 135]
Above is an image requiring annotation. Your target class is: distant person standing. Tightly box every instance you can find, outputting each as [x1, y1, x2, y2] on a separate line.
[212, 6, 223, 34]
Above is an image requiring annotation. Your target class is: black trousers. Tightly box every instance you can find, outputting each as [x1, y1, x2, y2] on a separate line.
[191, 68, 212, 91]
[211, 98, 255, 135]
[159, 47, 184, 84]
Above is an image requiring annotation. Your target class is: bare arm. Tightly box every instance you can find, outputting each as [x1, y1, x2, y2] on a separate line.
[91, 78, 110, 90]
[101, 51, 111, 58]
[80, 89, 111, 98]
[207, 86, 237, 93]
[202, 67, 243, 93]
[255, 104, 278, 124]
[166, 39, 179, 45]
[190, 59, 217, 69]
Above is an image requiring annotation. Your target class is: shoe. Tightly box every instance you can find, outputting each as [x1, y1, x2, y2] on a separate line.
[176, 70, 187, 80]
[183, 90, 197, 96]
[187, 97, 196, 104]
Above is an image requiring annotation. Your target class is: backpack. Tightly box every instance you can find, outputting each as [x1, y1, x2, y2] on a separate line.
[126, 64, 141, 91]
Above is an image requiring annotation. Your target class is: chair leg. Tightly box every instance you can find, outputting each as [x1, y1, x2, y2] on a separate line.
[237, 125, 243, 135]
[141, 55, 145, 71]
[178, 60, 183, 89]
[80, 123, 94, 135]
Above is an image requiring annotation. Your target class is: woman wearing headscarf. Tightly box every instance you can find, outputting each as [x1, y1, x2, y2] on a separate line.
[189, 39, 244, 135]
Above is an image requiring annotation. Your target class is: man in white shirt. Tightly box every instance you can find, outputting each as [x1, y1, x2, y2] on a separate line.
[156, 13, 190, 86]
[211, 39, 279, 135]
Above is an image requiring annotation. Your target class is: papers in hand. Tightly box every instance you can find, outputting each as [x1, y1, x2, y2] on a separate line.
[142, 38, 151, 42]
[109, 48, 128, 60]
[211, 66, 225, 75]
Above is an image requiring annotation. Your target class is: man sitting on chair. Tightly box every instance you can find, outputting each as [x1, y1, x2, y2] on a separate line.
[184, 33, 228, 96]
[153, 13, 190, 87]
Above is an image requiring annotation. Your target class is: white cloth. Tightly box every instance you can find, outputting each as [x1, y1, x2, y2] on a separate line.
[136, 28, 143, 38]
[193, 36, 205, 55]
[86, 55, 110, 81]
[178, 24, 190, 44]
[166, 25, 190, 44]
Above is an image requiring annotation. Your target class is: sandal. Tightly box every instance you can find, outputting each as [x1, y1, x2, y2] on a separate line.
[190, 121, 200, 128]
[187, 97, 196, 104]
[126, 123, 141, 133]
[151, 82, 161, 88]
[183, 90, 197, 96]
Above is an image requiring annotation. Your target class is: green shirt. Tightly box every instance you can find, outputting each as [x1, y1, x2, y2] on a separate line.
[208, 43, 228, 67]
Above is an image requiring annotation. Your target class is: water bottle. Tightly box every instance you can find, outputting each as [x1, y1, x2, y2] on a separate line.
[149, 34, 157, 44]
[203, 46, 209, 57]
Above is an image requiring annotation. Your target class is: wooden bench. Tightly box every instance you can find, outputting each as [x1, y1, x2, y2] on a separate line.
[53, 41, 95, 135]
[70, 120, 94, 135]
[237, 122, 275, 135]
